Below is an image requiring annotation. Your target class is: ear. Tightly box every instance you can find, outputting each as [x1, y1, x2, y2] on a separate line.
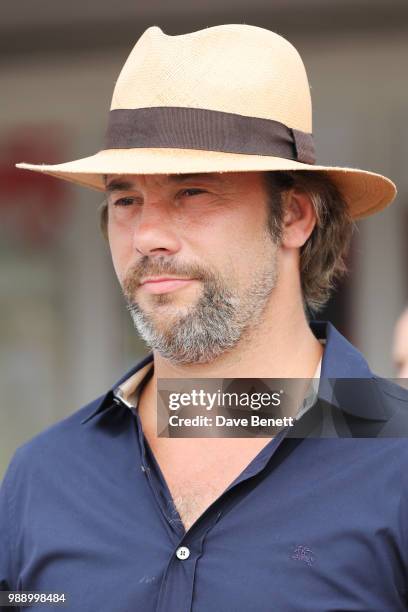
[281, 189, 317, 249]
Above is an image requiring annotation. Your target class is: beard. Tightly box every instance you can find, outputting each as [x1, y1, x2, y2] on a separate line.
[122, 236, 279, 365]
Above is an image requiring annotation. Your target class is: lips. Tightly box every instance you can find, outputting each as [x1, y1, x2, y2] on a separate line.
[140, 277, 191, 285]
[139, 277, 197, 294]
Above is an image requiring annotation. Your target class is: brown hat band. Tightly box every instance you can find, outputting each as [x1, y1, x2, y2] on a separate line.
[105, 107, 316, 165]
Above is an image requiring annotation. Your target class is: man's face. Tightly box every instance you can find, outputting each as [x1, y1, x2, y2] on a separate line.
[105, 171, 282, 365]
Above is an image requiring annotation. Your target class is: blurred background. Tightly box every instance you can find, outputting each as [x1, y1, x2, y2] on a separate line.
[1, 0, 408, 477]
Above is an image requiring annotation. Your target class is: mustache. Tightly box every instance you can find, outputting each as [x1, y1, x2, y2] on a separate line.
[121, 256, 217, 296]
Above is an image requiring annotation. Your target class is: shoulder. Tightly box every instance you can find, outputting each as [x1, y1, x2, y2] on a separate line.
[371, 376, 408, 436]
[3, 394, 107, 486]
[373, 376, 408, 414]
[3, 354, 154, 487]
[374, 376, 408, 404]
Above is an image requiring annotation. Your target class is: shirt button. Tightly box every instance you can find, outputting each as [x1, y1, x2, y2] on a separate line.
[176, 546, 190, 560]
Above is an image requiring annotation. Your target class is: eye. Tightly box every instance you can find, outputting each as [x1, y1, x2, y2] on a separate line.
[112, 197, 136, 207]
[179, 188, 206, 197]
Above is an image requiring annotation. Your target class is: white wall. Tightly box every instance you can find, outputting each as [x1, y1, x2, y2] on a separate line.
[304, 32, 408, 375]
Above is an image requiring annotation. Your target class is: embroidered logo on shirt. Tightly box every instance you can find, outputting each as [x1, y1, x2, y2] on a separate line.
[291, 545, 315, 566]
[138, 575, 157, 584]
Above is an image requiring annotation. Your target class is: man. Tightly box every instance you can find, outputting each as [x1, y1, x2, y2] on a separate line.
[2, 24, 408, 611]
[394, 307, 408, 379]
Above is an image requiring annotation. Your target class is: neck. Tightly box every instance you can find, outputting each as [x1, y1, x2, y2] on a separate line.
[148, 279, 323, 382]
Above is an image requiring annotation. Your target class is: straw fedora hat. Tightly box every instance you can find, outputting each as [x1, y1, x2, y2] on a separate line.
[16, 24, 396, 219]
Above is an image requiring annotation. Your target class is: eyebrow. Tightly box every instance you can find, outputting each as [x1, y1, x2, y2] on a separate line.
[105, 180, 135, 194]
[104, 173, 223, 194]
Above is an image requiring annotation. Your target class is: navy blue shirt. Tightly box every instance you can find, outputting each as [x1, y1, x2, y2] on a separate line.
[1, 321, 408, 611]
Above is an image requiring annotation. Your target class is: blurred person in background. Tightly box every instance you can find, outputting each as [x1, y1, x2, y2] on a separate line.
[393, 306, 408, 378]
[1, 24, 408, 612]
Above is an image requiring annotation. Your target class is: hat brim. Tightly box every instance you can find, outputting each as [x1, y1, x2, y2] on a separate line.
[16, 148, 396, 220]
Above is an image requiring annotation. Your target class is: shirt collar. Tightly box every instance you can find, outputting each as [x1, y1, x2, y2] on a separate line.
[311, 321, 387, 421]
[80, 353, 154, 424]
[113, 361, 154, 409]
[81, 321, 387, 425]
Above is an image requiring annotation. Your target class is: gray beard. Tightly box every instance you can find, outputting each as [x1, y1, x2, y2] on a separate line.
[125, 254, 279, 366]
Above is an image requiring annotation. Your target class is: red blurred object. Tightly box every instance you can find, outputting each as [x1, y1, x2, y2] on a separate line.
[0, 125, 71, 248]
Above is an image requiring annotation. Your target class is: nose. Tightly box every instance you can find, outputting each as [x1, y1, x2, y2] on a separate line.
[132, 198, 182, 257]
